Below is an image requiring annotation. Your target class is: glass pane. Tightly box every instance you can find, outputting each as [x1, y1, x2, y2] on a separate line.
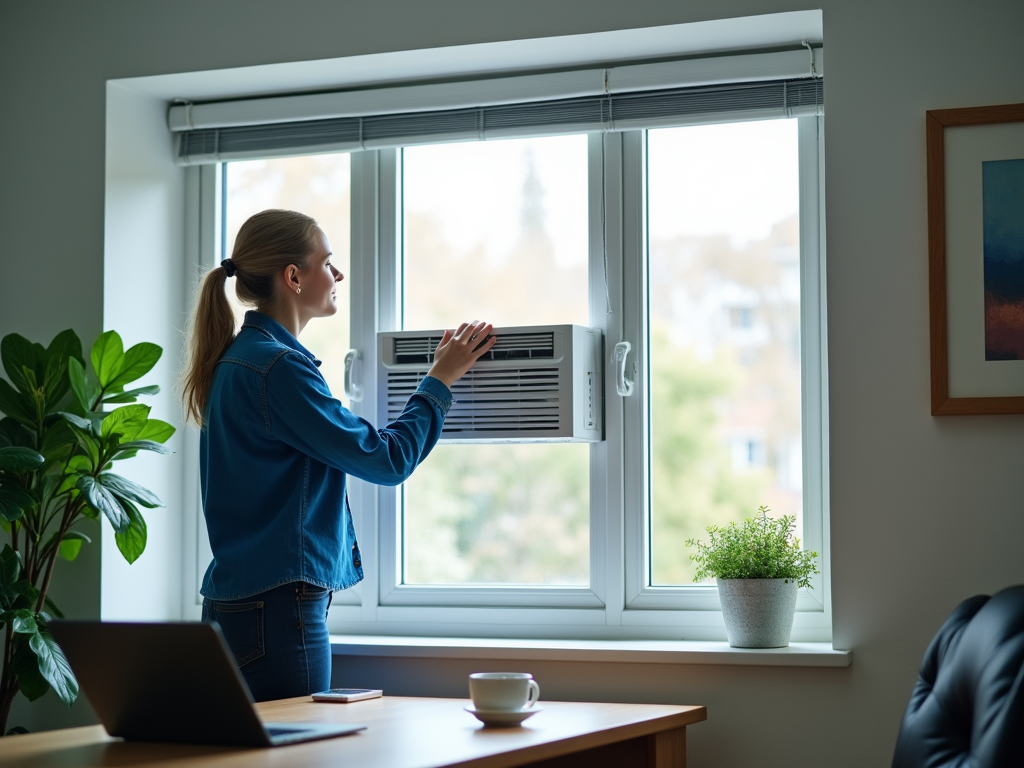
[401, 136, 590, 586]
[402, 135, 588, 327]
[402, 443, 589, 585]
[224, 154, 352, 399]
[647, 120, 802, 586]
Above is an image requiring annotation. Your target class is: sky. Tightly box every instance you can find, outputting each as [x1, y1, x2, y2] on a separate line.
[401, 118, 800, 267]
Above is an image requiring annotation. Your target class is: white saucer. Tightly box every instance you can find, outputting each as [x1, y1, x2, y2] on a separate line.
[464, 704, 542, 727]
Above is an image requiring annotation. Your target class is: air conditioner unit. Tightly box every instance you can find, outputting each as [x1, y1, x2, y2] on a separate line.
[378, 324, 603, 443]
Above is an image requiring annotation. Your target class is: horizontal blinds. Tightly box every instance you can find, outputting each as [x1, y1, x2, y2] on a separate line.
[172, 50, 823, 166]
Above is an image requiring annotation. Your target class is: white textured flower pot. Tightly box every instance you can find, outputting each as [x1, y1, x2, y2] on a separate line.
[717, 578, 799, 648]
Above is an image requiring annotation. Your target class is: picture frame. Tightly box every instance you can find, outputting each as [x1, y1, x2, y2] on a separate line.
[927, 102, 1024, 415]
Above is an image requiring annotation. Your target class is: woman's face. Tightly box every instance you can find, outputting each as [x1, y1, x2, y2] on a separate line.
[297, 227, 343, 320]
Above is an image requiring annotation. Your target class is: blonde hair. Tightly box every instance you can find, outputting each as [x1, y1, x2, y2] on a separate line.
[181, 209, 321, 425]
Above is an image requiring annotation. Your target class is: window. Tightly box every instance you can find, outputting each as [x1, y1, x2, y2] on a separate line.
[645, 120, 802, 587]
[191, 50, 828, 640]
[399, 137, 591, 587]
[223, 154, 353, 397]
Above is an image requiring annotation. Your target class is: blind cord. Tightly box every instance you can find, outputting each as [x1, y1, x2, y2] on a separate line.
[601, 134, 612, 316]
[801, 40, 816, 77]
[801, 40, 822, 117]
[601, 70, 613, 316]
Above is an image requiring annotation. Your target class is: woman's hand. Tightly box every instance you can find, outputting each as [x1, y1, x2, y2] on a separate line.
[427, 320, 497, 388]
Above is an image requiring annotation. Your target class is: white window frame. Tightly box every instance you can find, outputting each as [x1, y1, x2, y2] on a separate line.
[369, 139, 609, 612]
[183, 78, 829, 644]
[619, 117, 831, 639]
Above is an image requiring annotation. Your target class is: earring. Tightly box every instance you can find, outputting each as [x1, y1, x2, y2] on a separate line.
[296, 287, 301, 294]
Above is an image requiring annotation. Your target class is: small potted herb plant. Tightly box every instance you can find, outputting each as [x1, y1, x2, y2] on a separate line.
[686, 506, 819, 648]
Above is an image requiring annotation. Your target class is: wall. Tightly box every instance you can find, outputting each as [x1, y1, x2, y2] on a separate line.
[2, 0, 1023, 763]
[99, 84, 188, 623]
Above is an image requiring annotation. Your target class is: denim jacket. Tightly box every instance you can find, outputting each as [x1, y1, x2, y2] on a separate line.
[200, 311, 451, 600]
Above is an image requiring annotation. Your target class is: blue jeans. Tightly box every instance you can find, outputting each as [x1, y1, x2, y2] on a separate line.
[202, 581, 333, 702]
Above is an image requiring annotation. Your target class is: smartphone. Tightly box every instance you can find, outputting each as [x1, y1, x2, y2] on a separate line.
[311, 687, 383, 703]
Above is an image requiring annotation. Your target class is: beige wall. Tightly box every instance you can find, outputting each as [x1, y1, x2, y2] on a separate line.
[2, 1, 1024, 764]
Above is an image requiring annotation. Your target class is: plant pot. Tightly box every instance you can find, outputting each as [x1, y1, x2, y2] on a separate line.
[717, 578, 798, 648]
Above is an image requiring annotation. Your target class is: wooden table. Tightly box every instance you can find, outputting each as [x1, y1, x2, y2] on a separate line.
[0, 696, 706, 768]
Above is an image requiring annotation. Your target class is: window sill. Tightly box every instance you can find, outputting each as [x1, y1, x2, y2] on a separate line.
[330, 635, 850, 668]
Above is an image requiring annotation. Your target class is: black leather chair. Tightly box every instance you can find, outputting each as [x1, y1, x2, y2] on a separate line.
[892, 585, 1024, 768]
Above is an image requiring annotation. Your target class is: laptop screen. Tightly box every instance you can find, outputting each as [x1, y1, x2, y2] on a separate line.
[50, 620, 276, 746]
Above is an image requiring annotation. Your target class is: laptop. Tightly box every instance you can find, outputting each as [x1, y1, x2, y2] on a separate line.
[49, 620, 367, 747]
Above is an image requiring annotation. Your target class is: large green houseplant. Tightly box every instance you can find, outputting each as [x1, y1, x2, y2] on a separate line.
[0, 329, 174, 734]
[687, 506, 819, 648]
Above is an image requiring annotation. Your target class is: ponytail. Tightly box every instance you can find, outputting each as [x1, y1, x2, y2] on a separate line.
[181, 266, 237, 425]
[180, 209, 320, 426]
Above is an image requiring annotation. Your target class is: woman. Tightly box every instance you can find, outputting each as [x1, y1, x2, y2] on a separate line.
[182, 208, 495, 702]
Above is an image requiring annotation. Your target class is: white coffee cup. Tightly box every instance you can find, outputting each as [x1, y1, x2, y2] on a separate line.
[468, 672, 540, 712]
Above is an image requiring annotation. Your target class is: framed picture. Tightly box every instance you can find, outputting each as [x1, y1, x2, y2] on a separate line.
[927, 102, 1024, 415]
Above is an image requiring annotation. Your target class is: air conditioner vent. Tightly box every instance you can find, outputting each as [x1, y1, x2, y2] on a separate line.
[379, 325, 602, 443]
[394, 331, 555, 364]
[393, 336, 443, 364]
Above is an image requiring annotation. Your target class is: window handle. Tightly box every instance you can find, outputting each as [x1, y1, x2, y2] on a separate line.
[614, 341, 634, 397]
[343, 349, 363, 402]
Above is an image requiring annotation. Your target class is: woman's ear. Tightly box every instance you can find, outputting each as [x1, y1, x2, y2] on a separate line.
[280, 263, 301, 295]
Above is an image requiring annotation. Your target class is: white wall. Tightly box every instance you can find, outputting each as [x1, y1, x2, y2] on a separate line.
[99, 83, 188, 621]
[2, 0, 1024, 763]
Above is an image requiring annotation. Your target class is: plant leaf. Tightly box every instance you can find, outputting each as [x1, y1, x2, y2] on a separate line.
[55, 462, 89, 499]
[85, 412, 105, 435]
[45, 528, 92, 562]
[41, 472, 61, 499]
[67, 454, 92, 473]
[0, 334, 44, 395]
[11, 608, 38, 634]
[58, 413, 101, 467]
[18, 367, 42, 420]
[0, 544, 22, 588]
[0, 485, 34, 522]
[12, 580, 39, 610]
[58, 411, 92, 431]
[61, 530, 92, 545]
[0, 378, 37, 426]
[135, 419, 175, 444]
[0, 446, 45, 472]
[102, 384, 160, 404]
[100, 472, 162, 508]
[76, 475, 129, 532]
[46, 330, 84, 405]
[114, 499, 147, 564]
[11, 635, 49, 702]
[108, 342, 162, 390]
[54, 472, 83, 499]
[0, 417, 33, 448]
[31, 629, 79, 706]
[67, 357, 99, 412]
[100, 404, 150, 442]
[39, 419, 77, 463]
[41, 354, 69, 411]
[90, 331, 125, 389]
[0, 575, 36, 614]
[110, 439, 173, 460]
[45, 329, 84, 369]
[58, 538, 84, 561]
